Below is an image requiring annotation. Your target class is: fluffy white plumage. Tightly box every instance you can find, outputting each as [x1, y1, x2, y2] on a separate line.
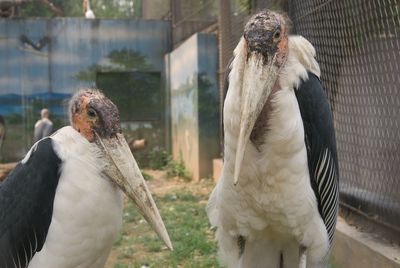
[28, 126, 122, 268]
[85, 0, 95, 19]
[207, 36, 328, 267]
[85, 10, 95, 19]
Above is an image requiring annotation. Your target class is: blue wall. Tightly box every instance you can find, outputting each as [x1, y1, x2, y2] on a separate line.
[168, 33, 219, 181]
[0, 18, 170, 161]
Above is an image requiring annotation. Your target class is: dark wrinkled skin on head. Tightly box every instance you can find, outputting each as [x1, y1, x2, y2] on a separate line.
[69, 89, 121, 141]
[243, 10, 289, 65]
[89, 96, 121, 138]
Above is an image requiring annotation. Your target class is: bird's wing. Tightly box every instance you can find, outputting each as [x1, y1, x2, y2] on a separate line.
[0, 138, 62, 267]
[207, 56, 234, 227]
[295, 72, 339, 244]
[220, 56, 234, 150]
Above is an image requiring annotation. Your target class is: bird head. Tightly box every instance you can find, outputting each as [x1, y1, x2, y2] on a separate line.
[70, 90, 120, 142]
[243, 10, 289, 66]
[69, 89, 173, 250]
[233, 10, 289, 185]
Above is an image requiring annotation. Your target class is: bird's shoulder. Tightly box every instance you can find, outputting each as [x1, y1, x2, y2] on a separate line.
[288, 35, 320, 78]
[49, 126, 93, 161]
[0, 137, 62, 267]
[295, 73, 335, 143]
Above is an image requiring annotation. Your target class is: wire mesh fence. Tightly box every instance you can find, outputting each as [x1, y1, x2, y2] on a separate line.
[218, 0, 400, 234]
[170, 0, 218, 47]
[288, 0, 400, 234]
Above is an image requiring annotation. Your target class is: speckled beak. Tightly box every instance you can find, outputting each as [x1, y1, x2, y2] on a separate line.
[233, 49, 280, 186]
[96, 132, 173, 250]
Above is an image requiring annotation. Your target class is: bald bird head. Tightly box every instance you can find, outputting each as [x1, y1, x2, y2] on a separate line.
[68, 89, 173, 250]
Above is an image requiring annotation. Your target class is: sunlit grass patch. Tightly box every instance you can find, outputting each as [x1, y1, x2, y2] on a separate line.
[111, 185, 220, 268]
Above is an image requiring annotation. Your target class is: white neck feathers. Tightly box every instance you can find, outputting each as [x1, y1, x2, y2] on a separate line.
[279, 35, 320, 90]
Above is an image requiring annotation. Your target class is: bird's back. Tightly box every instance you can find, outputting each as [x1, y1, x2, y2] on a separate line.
[0, 138, 61, 268]
[28, 127, 123, 268]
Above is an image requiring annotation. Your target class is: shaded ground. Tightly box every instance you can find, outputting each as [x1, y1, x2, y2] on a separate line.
[105, 170, 220, 268]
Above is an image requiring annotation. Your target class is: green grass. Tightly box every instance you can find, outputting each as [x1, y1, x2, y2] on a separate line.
[110, 187, 220, 268]
[166, 160, 190, 181]
[144, 148, 190, 181]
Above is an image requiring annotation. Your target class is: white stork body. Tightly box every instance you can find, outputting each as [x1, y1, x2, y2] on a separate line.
[208, 35, 335, 267]
[28, 126, 123, 268]
[85, 0, 95, 19]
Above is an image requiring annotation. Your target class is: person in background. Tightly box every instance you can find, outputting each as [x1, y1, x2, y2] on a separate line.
[34, 108, 53, 143]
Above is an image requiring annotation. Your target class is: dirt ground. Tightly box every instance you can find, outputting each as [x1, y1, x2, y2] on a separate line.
[144, 170, 212, 197]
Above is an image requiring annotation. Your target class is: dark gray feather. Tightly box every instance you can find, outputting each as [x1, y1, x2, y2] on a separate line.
[295, 72, 339, 244]
[0, 138, 62, 267]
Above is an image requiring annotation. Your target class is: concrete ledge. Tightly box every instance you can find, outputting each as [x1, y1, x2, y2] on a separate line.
[332, 217, 400, 268]
[213, 158, 223, 182]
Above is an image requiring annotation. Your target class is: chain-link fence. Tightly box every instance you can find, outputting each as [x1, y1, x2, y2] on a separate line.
[170, 0, 218, 47]
[288, 0, 400, 235]
[218, 0, 400, 236]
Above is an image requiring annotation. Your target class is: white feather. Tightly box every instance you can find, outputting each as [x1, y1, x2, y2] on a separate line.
[288, 36, 320, 78]
[208, 35, 329, 267]
[85, 0, 95, 19]
[85, 10, 95, 19]
[28, 126, 123, 268]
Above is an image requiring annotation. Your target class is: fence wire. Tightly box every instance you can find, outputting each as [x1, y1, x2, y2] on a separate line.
[218, 0, 400, 234]
[170, 0, 218, 47]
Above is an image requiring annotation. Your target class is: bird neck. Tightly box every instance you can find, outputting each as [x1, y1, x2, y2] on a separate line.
[278, 35, 320, 90]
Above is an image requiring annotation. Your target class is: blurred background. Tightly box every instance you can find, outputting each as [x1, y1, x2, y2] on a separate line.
[0, 0, 399, 266]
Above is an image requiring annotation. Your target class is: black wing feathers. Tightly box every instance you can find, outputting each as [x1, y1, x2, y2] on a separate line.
[0, 138, 61, 267]
[295, 72, 339, 244]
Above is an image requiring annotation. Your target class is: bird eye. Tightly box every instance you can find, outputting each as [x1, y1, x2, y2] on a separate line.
[273, 30, 281, 40]
[87, 108, 97, 118]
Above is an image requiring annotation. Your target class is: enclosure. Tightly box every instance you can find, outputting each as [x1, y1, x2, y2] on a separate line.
[0, 0, 399, 267]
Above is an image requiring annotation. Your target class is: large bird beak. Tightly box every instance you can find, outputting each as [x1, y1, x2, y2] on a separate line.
[95, 132, 173, 250]
[233, 52, 280, 185]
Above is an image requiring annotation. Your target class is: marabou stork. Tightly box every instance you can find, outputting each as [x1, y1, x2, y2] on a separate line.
[207, 10, 339, 268]
[0, 89, 172, 268]
[83, 0, 95, 19]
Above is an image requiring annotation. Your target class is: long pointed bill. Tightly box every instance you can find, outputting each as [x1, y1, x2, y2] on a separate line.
[233, 53, 280, 185]
[96, 132, 173, 250]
